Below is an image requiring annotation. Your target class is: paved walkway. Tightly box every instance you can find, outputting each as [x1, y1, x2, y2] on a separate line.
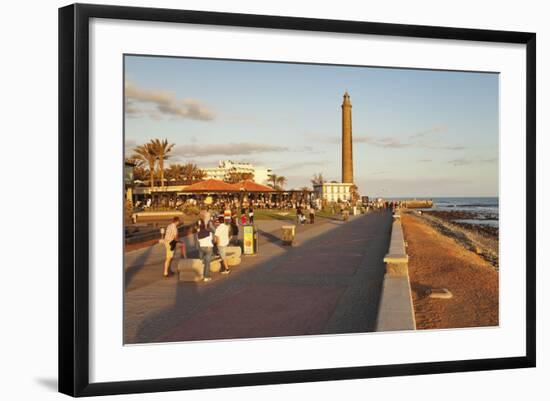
[124, 211, 393, 344]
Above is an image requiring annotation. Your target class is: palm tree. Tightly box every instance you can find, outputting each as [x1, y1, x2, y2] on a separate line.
[133, 166, 149, 183]
[132, 143, 157, 189]
[268, 174, 279, 189]
[226, 171, 254, 183]
[150, 138, 174, 189]
[267, 174, 287, 190]
[125, 157, 144, 168]
[350, 184, 360, 202]
[310, 173, 325, 186]
[125, 157, 149, 184]
[165, 163, 185, 183]
[276, 176, 287, 190]
[181, 163, 205, 184]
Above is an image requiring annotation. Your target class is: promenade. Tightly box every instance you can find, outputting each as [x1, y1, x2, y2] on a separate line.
[124, 211, 393, 344]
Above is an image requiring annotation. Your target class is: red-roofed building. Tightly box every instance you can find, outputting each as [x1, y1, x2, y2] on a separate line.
[234, 180, 276, 193]
[182, 179, 239, 192]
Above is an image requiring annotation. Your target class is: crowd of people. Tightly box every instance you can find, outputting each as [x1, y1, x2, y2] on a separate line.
[160, 198, 402, 281]
[136, 195, 316, 213]
[161, 203, 252, 283]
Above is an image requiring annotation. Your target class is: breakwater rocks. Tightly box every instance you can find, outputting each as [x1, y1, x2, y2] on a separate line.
[414, 211, 499, 270]
[422, 210, 498, 239]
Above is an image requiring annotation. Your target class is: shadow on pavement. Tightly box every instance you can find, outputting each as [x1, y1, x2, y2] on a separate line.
[124, 245, 156, 289]
[129, 211, 392, 344]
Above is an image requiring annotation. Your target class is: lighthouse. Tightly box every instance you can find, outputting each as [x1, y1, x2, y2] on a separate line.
[341, 91, 354, 184]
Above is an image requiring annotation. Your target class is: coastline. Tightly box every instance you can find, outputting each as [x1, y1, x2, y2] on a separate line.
[401, 213, 499, 330]
[417, 210, 499, 270]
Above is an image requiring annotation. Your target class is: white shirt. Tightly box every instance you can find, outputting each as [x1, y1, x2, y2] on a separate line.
[198, 231, 213, 248]
[214, 223, 230, 247]
[164, 222, 178, 242]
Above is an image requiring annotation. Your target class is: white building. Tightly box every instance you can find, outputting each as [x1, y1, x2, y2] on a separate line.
[202, 160, 273, 185]
[313, 182, 355, 202]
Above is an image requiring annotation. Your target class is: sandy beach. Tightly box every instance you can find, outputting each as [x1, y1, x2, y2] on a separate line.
[401, 213, 499, 329]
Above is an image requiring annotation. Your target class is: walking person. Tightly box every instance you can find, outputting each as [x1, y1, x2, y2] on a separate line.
[223, 204, 232, 221]
[230, 216, 239, 244]
[196, 218, 214, 282]
[248, 206, 254, 224]
[214, 216, 231, 275]
[163, 216, 181, 278]
[309, 205, 315, 224]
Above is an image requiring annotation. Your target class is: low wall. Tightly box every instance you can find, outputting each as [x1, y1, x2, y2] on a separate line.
[125, 223, 194, 245]
[375, 215, 416, 332]
[132, 210, 185, 223]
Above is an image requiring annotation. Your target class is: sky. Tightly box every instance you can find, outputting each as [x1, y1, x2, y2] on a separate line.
[124, 55, 499, 197]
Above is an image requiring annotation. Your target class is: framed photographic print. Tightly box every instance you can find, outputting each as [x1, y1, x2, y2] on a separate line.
[58, 3, 536, 397]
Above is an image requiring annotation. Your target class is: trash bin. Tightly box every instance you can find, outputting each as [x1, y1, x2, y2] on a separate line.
[281, 225, 296, 245]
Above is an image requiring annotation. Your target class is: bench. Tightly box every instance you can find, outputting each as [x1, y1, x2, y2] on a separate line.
[177, 246, 242, 282]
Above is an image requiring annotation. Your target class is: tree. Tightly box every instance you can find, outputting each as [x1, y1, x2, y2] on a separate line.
[310, 173, 325, 186]
[125, 157, 148, 184]
[276, 176, 287, 190]
[125, 157, 144, 168]
[150, 138, 174, 189]
[349, 184, 360, 203]
[165, 163, 205, 184]
[181, 163, 205, 184]
[133, 166, 149, 183]
[165, 164, 185, 183]
[132, 143, 157, 189]
[268, 174, 279, 189]
[267, 174, 287, 190]
[226, 171, 254, 183]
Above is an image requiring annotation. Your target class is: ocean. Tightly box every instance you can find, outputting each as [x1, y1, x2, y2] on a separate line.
[388, 196, 499, 227]
[429, 197, 499, 227]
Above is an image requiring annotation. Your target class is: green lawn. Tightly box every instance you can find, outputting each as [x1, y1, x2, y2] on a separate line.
[253, 209, 297, 221]
[253, 209, 343, 221]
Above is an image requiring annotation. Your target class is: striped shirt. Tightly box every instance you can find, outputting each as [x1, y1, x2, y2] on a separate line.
[164, 222, 178, 242]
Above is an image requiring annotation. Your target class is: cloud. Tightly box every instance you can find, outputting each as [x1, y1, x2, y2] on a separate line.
[171, 143, 289, 159]
[310, 125, 464, 151]
[448, 157, 497, 166]
[278, 160, 329, 172]
[432, 145, 466, 151]
[124, 138, 137, 154]
[449, 158, 472, 166]
[125, 81, 215, 121]
[354, 136, 411, 148]
[408, 125, 447, 139]
[356, 177, 475, 197]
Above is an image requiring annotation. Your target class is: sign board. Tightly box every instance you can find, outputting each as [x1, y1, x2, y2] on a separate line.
[243, 225, 255, 255]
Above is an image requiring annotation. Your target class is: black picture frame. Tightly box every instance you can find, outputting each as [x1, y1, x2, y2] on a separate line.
[58, 3, 536, 397]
